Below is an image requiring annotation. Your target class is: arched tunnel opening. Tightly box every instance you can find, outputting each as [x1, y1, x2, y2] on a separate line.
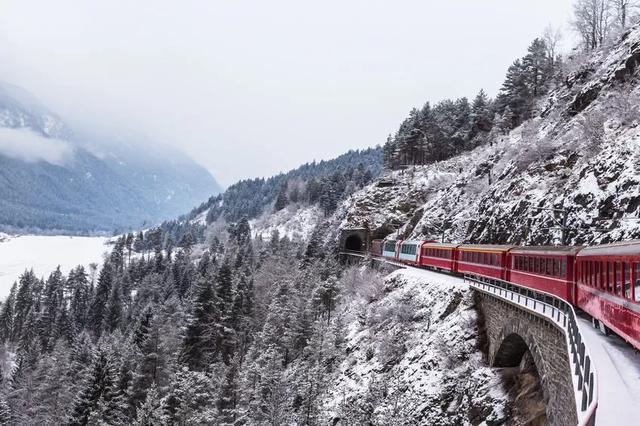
[344, 234, 364, 252]
[494, 333, 547, 425]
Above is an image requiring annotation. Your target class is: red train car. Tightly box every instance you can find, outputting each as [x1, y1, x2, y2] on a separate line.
[575, 241, 640, 350]
[419, 242, 460, 272]
[509, 246, 582, 303]
[457, 245, 514, 280]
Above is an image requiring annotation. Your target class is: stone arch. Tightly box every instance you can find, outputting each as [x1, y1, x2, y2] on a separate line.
[491, 322, 549, 384]
[492, 323, 551, 425]
[477, 294, 578, 425]
[344, 234, 364, 252]
[493, 332, 530, 367]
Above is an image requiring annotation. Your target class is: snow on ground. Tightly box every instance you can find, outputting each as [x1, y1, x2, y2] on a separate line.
[0, 235, 109, 299]
[577, 315, 640, 426]
[322, 267, 509, 425]
[250, 204, 322, 241]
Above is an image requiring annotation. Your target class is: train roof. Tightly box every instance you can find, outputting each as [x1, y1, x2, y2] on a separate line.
[576, 240, 640, 257]
[400, 239, 422, 245]
[421, 242, 460, 249]
[457, 244, 515, 252]
[510, 246, 583, 256]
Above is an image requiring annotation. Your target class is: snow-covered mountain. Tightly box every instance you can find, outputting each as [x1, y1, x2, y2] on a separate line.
[327, 24, 640, 246]
[0, 81, 221, 235]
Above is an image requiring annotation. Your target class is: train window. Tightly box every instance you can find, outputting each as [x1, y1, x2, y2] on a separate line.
[635, 263, 640, 302]
[623, 263, 632, 299]
[578, 261, 583, 284]
[579, 261, 583, 285]
[615, 262, 623, 296]
[584, 261, 589, 286]
[545, 258, 551, 275]
[535, 257, 541, 273]
[607, 262, 614, 293]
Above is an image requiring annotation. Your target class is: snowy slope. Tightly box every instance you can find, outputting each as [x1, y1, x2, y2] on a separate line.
[321, 268, 509, 425]
[333, 24, 640, 246]
[250, 204, 323, 241]
[0, 235, 108, 298]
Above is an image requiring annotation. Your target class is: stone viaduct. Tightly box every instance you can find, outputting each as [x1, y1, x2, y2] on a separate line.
[475, 291, 578, 426]
[339, 229, 594, 426]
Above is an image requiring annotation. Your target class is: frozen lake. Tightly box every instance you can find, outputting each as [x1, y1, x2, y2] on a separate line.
[0, 234, 109, 299]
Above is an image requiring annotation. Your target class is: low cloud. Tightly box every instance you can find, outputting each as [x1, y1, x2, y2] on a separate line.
[0, 127, 74, 166]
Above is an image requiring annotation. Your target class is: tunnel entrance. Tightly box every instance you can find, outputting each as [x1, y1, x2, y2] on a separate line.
[344, 234, 364, 252]
[494, 333, 547, 425]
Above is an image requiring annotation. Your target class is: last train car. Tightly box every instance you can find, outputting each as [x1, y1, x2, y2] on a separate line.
[575, 241, 640, 350]
[509, 246, 582, 303]
[457, 244, 514, 281]
[370, 239, 384, 257]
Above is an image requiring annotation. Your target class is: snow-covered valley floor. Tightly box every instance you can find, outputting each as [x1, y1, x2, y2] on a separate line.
[0, 234, 109, 299]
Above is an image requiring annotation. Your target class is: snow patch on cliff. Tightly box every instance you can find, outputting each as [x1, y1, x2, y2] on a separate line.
[322, 268, 509, 425]
[251, 204, 323, 241]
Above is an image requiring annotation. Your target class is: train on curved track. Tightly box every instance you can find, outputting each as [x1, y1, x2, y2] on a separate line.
[369, 238, 640, 350]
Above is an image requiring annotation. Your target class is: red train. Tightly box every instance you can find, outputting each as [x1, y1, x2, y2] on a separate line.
[370, 238, 640, 350]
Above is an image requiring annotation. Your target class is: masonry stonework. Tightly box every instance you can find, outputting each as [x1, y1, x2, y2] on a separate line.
[476, 293, 578, 426]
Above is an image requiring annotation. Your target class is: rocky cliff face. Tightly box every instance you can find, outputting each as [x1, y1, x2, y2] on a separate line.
[321, 268, 509, 425]
[334, 24, 640, 246]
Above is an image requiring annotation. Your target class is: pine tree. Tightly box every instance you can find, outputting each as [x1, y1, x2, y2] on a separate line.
[103, 282, 123, 334]
[90, 263, 114, 337]
[0, 283, 16, 343]
[68, 347, 119, 426]
[38, 267, 64, 352]
[13, 270, 36, 342]
[132, 383, 167, 426]
[0, 397, 10, 426]
[274, 183, 288, 211]
[164, 367, 218, 425]
[180, 278, 219, 370]
[470, 89, 493, 137]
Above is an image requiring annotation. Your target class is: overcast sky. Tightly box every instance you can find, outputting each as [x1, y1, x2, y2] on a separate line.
[0, 0, 573, 186]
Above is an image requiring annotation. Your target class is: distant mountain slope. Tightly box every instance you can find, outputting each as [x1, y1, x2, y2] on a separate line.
[0, 81, 221, 235]
[155, 147, 382, 245]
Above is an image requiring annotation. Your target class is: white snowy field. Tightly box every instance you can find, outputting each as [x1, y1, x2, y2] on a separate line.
[0, 234, 109, 300]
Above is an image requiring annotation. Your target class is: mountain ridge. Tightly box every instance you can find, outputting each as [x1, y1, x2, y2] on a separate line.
[0, 81, 222, 235]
